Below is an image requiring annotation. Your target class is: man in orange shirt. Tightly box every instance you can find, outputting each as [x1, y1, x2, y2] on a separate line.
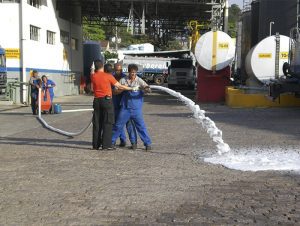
[91, 59, 134, 150]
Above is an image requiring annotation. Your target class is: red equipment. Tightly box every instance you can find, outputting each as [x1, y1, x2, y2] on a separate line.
[39, 88, 53, 113]
[196, 65, 231, 102]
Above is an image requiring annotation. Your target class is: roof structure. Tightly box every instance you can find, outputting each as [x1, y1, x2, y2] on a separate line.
[59, 0, 225, 32]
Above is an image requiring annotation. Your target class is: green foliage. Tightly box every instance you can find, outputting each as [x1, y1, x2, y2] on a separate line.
[83, 23, 105, 41]
[103, 51, 118, 60]
[106, 26, 153, 49]
[228, 4, 241, 38]
[82, 19, 182, 50]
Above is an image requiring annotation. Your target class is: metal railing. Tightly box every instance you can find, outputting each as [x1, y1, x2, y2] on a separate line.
[5, 78, 30, 104]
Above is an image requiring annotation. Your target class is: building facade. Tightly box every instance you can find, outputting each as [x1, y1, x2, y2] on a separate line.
[0, 0, 83, 102]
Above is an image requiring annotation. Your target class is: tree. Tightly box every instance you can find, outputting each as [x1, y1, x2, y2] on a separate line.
[82, 23, 106, 41]
[228, 4, 241, 38]
[103, 51, 118, 60]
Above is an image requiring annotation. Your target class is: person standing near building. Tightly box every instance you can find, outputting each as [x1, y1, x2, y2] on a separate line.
[41, 75, 56, 102]
[91, 59, 135, 150]
[112, 64, 152, 150]
[29, 70, 40, 115]
[112, 63, 137, 148]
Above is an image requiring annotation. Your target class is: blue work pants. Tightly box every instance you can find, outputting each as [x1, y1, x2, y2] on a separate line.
[112, 108, 151, 146]
[114, 107, 137, 144]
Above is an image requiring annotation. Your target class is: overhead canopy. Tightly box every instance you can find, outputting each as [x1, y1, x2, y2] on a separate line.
[58, 0, 226, 34]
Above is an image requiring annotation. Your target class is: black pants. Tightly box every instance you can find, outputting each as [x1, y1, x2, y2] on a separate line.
[93, 97, 114, 149]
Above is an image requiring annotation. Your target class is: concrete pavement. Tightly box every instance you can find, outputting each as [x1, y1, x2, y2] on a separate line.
[0, 91, 300, 225]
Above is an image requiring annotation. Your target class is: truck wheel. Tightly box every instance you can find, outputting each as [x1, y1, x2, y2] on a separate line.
[154, 75, 164, 85]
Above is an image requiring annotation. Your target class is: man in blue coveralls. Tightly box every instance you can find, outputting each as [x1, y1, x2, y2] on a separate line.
[112, 64, 152, 150]
[112, 63, 137, 148]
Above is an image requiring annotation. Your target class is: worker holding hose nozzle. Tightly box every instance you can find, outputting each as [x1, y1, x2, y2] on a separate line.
[112, 64, 152, 151]
[112, 63, 137, 148]
[91, 59, 135, 151]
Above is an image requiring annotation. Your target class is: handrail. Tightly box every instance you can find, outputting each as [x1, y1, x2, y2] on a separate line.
[5, 80, 30, 104]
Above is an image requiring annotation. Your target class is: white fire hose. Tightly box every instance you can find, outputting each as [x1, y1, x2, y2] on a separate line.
[37, 88, 93, 137]
[37, 86, 230, 154]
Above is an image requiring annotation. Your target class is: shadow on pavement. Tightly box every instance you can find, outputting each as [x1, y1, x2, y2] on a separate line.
[0, 136, 91, 150]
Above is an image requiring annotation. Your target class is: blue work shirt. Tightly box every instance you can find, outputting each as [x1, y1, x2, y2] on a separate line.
[112, 72, 126, 110]
[42, 79, 56, 98]
[119, 76, 148, 110]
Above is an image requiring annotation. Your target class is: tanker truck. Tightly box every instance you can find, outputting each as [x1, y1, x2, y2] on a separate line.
[0, 46, 7, 94]
[167, 58, 196, 89]
[122, 55, 175, 85]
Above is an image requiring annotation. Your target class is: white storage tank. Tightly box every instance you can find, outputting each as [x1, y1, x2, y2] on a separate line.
[194, 31, 235, 71]
[245, 35, 291, 83]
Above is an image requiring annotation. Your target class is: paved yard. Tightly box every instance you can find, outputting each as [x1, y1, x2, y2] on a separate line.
[0, 91, 299, 225]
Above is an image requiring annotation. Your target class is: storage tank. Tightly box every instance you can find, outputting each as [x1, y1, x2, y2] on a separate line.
[245, 35, 291, 83]
[251, 0, 297, 43]
[251, 0, 260, 47]
[195, 31, 234, 102]
[194, 30, 235, 71]
[83, 41, 104, 81]
[240, 10, 252, 84]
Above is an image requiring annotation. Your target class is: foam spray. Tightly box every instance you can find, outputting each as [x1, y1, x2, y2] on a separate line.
[150, 85, 230, 155]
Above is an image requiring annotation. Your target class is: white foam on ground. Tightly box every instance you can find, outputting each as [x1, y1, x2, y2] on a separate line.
[149, 86, 300, 173]
[204, 147, 300, 172]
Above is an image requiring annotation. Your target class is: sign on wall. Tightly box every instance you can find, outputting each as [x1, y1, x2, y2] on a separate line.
[5, 48, 20, 59]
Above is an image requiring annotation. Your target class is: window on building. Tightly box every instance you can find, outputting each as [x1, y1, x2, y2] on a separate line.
[71, 38, 78, 50]
[60, 30, 69, 45]
[27, 0, 41, 8]
[47, 30, 55, 45]
[30, 25, 40, 41]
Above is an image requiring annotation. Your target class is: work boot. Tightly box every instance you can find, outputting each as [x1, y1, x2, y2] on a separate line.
[145, 145, 152, 151]
[102, 146, 116, 151]
[130, 144, 137, 150]
[101, 143, 116, 151]
[119, 141, 126, 147]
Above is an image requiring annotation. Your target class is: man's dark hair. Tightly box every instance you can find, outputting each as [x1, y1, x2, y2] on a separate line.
[128, 64, 138, 72]
[104, 63, 113, 73]
[32, 70, 38, 74]
[94, 59, 104, 72]
[114, 62, 122, 69]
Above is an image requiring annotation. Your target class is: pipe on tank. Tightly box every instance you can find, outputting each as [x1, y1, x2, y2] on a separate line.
[269, 21, 274, 36]
[224, 0, 229, 33]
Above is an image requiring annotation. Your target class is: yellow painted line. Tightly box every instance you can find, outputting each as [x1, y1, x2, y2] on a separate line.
[212, 31, 217, 72]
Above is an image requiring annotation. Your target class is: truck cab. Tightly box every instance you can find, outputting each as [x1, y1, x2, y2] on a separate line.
[167, 59, 196, 89]
[0, 47, 7, 94]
